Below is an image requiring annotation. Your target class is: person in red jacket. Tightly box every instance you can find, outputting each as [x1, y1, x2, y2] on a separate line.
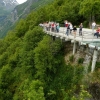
[94, 27, 100, 38]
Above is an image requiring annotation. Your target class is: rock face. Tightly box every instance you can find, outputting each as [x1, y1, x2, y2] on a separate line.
[0, 0, 54, 38]
[0, 0, 18, 11]
[0, 0, 19, 38]
[0, 0, 18, 21]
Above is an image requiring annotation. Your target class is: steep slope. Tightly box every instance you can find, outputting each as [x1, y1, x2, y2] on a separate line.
[15, 0, 54, 18]
[0, 0, 100, 99]
[0, 0, 18, 17]
[0, 0, 18, 38]
[0, 0, 54, 38]
[0, 0, 18, 11]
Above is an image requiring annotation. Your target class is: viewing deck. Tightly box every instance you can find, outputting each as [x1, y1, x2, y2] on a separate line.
[45, 27, 100, 72]
[46, 27, 100, 41]
[45, 27, 100, 49]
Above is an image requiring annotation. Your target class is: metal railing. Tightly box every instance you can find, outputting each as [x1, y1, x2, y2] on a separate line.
[44, 27, 100, 42]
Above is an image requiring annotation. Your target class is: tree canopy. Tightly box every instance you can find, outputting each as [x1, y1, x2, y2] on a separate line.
[0, 0, 100, 99]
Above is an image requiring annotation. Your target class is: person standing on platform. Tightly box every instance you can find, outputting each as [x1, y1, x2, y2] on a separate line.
[73, 26, 77, 38]
[79, 23, 83, 36]
[66, 22, 70, 36]
[56, 23, 60, 33]
[94, 27, 100, 38]
[64, 20, 69, 35]
[70, 23, 73, 34]
[92, 21, 96, 34]
[64, 20, 68, 27]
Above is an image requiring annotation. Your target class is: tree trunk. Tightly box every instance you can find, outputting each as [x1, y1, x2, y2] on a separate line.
[89, 14, 92, 28]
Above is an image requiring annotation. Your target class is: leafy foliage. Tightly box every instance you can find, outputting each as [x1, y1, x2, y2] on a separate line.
[77, 58, 84, 64]
[0, 0, 99, 99]
[69, 55, 74, 62]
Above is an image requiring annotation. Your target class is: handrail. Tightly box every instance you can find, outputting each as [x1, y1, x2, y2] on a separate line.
[44, 27, 100, 42]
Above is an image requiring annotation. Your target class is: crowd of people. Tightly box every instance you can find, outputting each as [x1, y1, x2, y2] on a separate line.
[39, 20, 100, 38]
[64, 20, 83, 37]
[39, 21, 60, 33]
[39, 20, 83, 37]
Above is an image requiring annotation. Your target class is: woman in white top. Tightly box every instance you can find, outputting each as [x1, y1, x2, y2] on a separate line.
[92, 21, 96, 34]
[69, 23, 73, 34]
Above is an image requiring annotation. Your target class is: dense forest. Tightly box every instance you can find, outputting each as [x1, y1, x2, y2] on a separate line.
[0, 0, 100, 99]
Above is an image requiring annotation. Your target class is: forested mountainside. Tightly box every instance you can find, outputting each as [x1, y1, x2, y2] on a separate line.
[0, 0, 18, 38]
[0, 0, 100, 100]
[15, 0, 54, 18]
[0, 0, 53, 38]
[0, 0, 18, 12]
[0, 0, 18, 23]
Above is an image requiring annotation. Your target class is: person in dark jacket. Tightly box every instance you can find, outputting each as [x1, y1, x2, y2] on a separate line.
[73, 26, 77, 38]
[79, 23, 83, 36]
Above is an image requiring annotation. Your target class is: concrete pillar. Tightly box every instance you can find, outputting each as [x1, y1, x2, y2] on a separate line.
[73, 40, 76, 55]
[91, 49, 98, 72]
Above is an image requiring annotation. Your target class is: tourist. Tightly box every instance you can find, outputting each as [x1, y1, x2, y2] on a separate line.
[79, 23, 83, 36]
[94, 27, 100, 38]
[66, 22, 70, 35]
[56, 23, 60, 33]
[51, 22, 55, 32]
[64, 20, 68, 27]
[92, 21, 96, 34]
[73, 26, 77, 38]
[70, 23, 73, 34]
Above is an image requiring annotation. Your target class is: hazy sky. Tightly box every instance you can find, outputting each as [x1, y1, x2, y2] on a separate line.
[16, 0, 27, 4]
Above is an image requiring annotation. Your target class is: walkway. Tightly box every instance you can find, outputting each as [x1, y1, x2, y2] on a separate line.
[46, 27, 100, 41]
[45, 27, 100, 50]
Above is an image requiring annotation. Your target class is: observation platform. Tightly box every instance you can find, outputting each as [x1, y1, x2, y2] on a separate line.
[45, 27, 100, 72]
[45, 27, 100, 50]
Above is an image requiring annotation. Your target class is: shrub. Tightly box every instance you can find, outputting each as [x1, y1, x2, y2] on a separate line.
[69, 55, 74, 62]
[96, 62, 100, 70]
[78, 58, 84, 64]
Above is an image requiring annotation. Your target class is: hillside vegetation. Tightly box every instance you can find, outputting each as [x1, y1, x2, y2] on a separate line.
[0, 0, 53, 38]
[0, 0, 100, 99]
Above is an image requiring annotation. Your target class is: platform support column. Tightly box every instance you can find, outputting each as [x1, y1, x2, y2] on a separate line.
[91, 49, 98, 72]
[73, 40, 76, 55]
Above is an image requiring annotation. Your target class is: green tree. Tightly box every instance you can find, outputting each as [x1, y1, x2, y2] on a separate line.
[79, 0, 100, 27]
[15, 19, 29, 37]
[13, 79, 45, 100]
[0, 65, 13, 100]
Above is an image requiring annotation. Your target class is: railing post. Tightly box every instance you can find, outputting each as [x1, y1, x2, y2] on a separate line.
[82, 30, 85, 42]
[82, 31, 83, 42]
[63, 27, 64, 38]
